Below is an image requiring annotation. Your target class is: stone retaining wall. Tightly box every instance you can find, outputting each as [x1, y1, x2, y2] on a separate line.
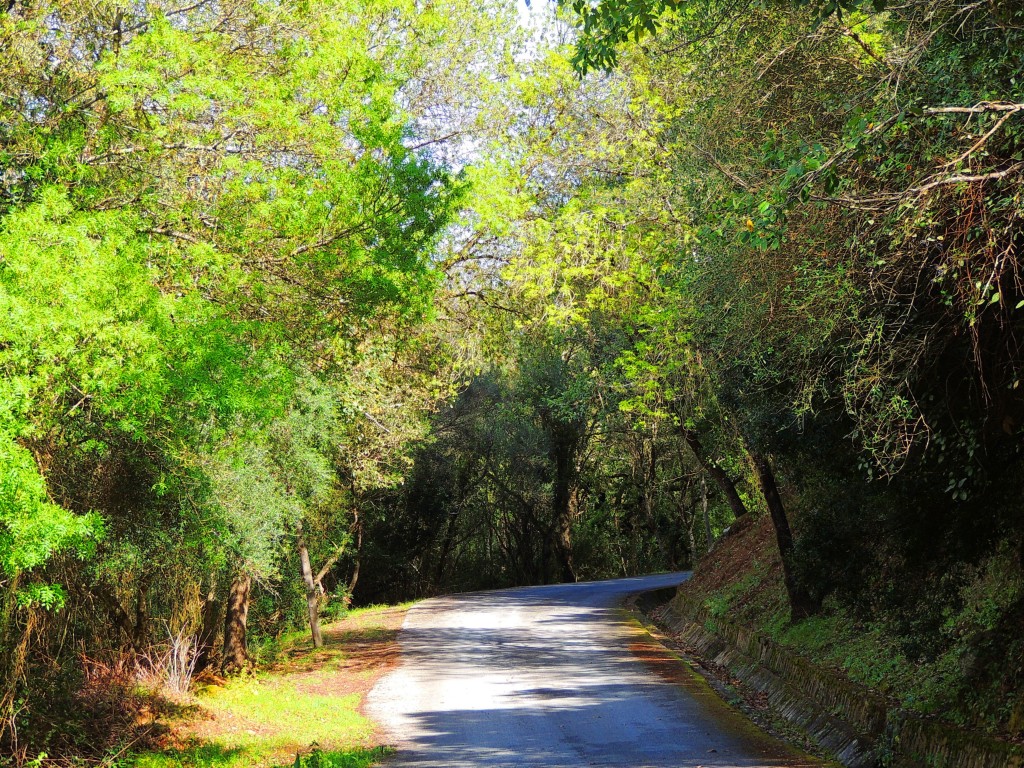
[660, 592, 1024, 768]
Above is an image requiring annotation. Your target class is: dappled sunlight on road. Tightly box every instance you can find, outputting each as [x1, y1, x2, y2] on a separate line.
[368, 575, 821, 767]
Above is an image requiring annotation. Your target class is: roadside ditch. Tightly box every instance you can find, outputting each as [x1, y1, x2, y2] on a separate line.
[628, 587, 1024, 768]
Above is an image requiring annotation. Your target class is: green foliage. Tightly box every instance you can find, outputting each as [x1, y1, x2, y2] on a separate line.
[704, 572, 761, 619]
[949, 546, 1024, 636]
[0, 0, 517, 758]
[0, 436, 101, 600]
[4, 0, 1024, 753]
[486, 0, 1024, 736]
[563, 0, 686, 73]
[563, 0, 894, 74]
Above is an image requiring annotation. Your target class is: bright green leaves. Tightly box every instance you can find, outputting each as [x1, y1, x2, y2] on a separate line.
[0, 0, 473, 346]
[0, 185, 296, 602]
[0, 435, 103, 607]
[0, 189, 167, 442]
[1, 0, 503, 584]
[0, 188, 268, 443]
[0, 0, 535, 746]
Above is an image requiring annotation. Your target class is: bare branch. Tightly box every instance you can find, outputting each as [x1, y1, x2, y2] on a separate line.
[693, 145, 751, 191]
[924, 101, 1024, 115]
[842, 27, 887, 66]
[313, 539, 350, 588]
[289, 223, 371, 258]
[407, 130, 463, 151]
[942, 106, 1022, 167]
[82, 134, 241, 164]
[911, 162, 1024, 195]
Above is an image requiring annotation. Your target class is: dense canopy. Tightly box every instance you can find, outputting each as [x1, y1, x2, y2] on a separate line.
[3, 0, 1024, 761]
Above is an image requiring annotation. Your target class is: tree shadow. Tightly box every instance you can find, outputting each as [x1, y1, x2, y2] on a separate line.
[138, 741, 391, 768]
[23, 667, 203, 761]
[373, 577, 820, 767]
[267, 619, 402, 677]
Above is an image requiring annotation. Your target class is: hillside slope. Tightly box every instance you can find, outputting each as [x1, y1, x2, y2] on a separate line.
[677, 515, 1024, 740]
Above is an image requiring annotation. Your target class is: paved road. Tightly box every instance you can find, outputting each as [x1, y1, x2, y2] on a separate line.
[367, 573, 822, 767]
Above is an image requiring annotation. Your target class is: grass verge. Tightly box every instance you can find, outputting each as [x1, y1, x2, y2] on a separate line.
[130, 604, 411, 768]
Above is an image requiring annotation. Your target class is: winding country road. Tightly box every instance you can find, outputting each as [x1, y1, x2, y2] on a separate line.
[367, 573, 822, 767]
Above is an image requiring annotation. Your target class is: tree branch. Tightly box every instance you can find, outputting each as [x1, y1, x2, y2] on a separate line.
[142, 227, 203, 245]
[314, 539, 350, 589]
[911, 162, 1024, 195]
[924, 101, 1024, 115]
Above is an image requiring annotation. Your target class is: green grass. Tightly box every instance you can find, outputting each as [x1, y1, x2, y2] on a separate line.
[251, 602, 416, 668]
[203, 680, 369, 746]
[130, 603, 412, 768]
[686, 520, 1024, 733]
[132, 744, 391, 768]
[344, 601, 417, 619]
[703, 574, 1002, 725]
[704, 571, 762, 618]
[131, 674, 377, 768]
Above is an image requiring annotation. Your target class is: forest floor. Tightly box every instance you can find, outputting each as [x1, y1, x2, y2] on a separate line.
[132, 604, 411, 768]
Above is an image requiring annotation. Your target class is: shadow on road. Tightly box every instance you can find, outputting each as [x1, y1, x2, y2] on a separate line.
[371, 577, 820, 768]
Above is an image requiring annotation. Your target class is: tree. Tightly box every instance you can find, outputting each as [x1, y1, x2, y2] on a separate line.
[0, 0, 516, 753]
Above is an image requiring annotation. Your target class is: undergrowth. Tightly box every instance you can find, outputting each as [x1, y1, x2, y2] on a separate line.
[686, 517, 1024, 735]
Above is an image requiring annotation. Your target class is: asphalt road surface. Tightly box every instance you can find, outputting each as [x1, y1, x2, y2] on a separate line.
[367, 573, 823, 768]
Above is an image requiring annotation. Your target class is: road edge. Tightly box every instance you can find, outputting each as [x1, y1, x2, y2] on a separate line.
[622, 589, 841, 768]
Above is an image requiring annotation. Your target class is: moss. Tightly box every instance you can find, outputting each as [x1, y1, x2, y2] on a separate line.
[705, 571, 762, 617]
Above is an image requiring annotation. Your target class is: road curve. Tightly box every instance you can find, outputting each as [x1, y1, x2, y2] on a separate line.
[367, 573, 822, 768]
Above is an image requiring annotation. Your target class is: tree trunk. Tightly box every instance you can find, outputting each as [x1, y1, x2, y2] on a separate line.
[347, 510, 362, 598]
[686, 510, 698, 566]
[296, 521, 323, 648]
[702, 474, 714, 555]
[433, 509, 458, 592]
[552, 487, 571, 582]
[0, 573, 25, 734]
[93, 582, 135, 647]
[221, 573, 251, 674]
[133, 575, 150, 650]
[314, 539, 349, 596]
[638, 439, 673, 569]
[549, 428, 580, 584]
[748, 451, 818, 622]
[680, 426, 749, 520]
[672, 473, 699, 565]
[195, 574, 220, 671]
